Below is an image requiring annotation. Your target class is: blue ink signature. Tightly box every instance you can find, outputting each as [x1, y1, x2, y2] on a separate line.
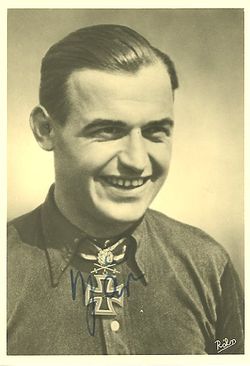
[70, 269, 143, 336]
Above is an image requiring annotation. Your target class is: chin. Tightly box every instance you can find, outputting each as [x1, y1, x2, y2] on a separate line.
[98, 205, 147, 225]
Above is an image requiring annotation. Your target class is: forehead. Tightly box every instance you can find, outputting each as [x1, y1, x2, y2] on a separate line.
[66, 62, 173, 123]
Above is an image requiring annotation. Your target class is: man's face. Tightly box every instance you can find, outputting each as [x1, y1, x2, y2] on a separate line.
[53, 61, 174, 226]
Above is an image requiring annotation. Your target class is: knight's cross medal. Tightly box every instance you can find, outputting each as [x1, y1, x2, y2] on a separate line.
[85, 274, 124, 315]
[84, 238, 127, 316]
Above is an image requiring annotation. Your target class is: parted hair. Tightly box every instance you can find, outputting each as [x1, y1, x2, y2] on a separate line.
[39, 24, 179, 124]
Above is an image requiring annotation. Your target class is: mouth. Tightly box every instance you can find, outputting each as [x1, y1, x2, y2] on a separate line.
[100, 176, 151, 190]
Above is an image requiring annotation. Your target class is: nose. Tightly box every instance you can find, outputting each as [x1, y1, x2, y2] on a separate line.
[118, 129, 149, 173]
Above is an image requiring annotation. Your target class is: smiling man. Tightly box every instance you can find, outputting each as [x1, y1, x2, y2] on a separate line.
[7, 24, 244, 355]
[45, 63, 173, 235]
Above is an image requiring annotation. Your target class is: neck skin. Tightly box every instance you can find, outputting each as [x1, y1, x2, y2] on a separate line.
[54, 186, 136, 239]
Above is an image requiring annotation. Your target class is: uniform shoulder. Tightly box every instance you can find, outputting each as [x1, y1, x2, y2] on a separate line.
[8, 205, 44, 249]
[8, 205, 42, 228]
[8, 207, 49, 306]
[145, 208, 229, 263]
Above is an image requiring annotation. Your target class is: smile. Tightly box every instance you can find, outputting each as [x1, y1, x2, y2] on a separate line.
[100, 176, 150, 189]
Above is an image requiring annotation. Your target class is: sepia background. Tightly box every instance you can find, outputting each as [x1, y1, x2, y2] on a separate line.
[7, 9, 244, 283]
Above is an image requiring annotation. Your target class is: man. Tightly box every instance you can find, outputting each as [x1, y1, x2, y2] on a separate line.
[7, 24, 244, 355]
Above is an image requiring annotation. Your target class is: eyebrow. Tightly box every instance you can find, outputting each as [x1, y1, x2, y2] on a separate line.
[142, 118, 174, 129]
[80, 117, 174, 134]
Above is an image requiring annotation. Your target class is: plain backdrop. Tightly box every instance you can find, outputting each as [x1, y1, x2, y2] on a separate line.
[7, 8, 244, 283]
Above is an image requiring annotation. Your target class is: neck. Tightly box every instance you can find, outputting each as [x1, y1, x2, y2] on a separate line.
[54, 186, 135, 239]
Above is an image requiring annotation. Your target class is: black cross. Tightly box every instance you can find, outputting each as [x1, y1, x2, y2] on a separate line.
[85, 274, 124, 315]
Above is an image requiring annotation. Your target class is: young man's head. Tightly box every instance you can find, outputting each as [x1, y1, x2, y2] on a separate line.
[30, 24, 179, 237]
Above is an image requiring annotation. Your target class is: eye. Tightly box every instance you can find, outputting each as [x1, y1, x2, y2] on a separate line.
[142, 125, 172, 142]
[90, 126, 125, 141]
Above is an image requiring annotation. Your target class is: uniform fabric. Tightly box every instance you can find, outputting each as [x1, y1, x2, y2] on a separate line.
[7, 185, 244, 354]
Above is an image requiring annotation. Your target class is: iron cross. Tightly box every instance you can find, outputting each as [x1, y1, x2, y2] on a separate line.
[85, 274, 124, 315]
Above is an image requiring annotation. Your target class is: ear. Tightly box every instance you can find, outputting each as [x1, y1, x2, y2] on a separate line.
[30, 105, 55, 151]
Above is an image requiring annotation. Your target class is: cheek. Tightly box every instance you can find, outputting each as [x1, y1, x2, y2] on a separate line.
[72, 142, 120, 173]
[148, 142, 172, 174]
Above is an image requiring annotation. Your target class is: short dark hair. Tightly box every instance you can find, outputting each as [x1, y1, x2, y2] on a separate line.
[39, 24, 179, 124]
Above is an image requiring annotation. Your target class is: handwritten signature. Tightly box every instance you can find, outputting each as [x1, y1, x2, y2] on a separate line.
[214, 338, 237, 353]
[70, 269, 143, 336]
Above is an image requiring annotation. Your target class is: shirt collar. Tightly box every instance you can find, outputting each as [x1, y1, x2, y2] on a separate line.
[41, 185, 147, 286]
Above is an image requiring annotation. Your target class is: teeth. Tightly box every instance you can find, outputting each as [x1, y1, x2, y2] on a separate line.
[132, 180, 139, 187]
[124, 180, 131, 187]
[103, 177, 148, 188]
